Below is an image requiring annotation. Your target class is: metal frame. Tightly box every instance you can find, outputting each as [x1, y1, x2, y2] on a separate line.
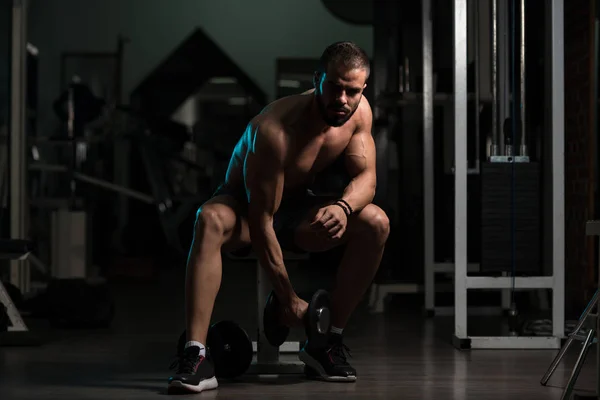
[423, 0, 435, 316]
[369, 0, 509, 315]
[226, 251, 306, 375]
[247, 258, 304, 374]
[541, 285, 598, 400]
[450, 0, 565, 349]
[0, 241, 30, 334]
[29, 162, 154, 204]
[9, 0, 29, 294]
[421, 0, 511, 318]
[0, 239, 40, 346]
[586, 221, 600, 396]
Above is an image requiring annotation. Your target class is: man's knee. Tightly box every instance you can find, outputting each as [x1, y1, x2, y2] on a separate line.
[195, 206, 228, 238]
[355, 204, 390, 243]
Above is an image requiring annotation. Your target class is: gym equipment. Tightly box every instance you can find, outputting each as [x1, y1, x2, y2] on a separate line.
[263, 289, 331, 349]
[38, 278, 115, 329]
[263, 291, 289, 347]
[0, 239, 39, 345]
[177, 320, 253, 379]
[480, 162, 541, 274]
[388, 0, 563, 351]
[540, 288, 598, 400]
[548, 221, 600, 399]
[247, 251, 306, 375]
[306, 290, 332, 347]
[1, 281, 23, 310]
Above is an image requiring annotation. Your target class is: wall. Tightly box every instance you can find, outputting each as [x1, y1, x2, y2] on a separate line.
[563, 0, 594, 314]
[27, 0, 373, 135]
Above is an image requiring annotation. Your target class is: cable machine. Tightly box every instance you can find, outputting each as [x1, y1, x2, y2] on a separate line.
[445, 0, 564, 350]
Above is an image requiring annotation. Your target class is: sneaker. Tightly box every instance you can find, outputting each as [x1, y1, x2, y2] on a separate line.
[167, 346, 219, 394]
[298, 336, 357, 382]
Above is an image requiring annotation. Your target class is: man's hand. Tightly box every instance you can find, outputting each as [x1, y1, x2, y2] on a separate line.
[279, 296, 309, 328]
[310, 203, 348, 240]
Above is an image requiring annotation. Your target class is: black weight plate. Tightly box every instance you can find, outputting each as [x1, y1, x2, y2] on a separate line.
[263, 291, 290, 347]
[307, 289, 331, 349]
[207, 320, 253, 379]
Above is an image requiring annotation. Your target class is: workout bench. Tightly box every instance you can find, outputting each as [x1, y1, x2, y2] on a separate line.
[228, 249, 307, 375]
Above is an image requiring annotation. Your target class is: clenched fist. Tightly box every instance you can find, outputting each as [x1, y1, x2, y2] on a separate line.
[310, 204, 349, 240]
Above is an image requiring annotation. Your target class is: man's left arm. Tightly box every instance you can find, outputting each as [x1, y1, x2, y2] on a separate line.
[341, 107, 377, 214]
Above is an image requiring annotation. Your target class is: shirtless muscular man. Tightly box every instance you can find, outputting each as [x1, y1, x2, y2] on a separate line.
[168, 41, 390, 394]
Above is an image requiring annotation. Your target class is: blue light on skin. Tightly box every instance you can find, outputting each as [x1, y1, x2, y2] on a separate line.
[313, 67, 367, 128]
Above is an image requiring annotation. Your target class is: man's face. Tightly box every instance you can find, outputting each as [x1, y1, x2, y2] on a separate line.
[314, 64, 368, 127]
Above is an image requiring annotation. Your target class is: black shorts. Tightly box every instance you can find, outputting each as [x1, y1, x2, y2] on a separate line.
[211, 184, 334, 252]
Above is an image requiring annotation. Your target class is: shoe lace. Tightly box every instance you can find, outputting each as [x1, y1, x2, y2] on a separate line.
[169, 352, 204, 374]
[328, 342, 352, 365]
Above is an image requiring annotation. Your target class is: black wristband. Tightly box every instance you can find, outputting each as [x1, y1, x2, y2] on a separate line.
[335, 199, 353, 216]
[333, 202, 350, 217]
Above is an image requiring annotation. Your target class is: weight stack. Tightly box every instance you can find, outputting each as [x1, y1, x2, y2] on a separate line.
[480, 162, 541, 274]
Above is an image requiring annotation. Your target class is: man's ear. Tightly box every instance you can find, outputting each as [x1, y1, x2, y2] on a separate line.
[313, 71, 322, 88]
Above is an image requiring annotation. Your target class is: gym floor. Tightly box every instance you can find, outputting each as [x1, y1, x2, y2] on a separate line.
[0, 259, 596, 400]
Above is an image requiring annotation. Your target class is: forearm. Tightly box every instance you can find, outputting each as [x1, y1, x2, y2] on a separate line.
[248, 217, 295, 304]
[340, 172, 376, 213]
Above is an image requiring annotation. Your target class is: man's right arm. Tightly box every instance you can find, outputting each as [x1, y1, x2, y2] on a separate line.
[245, 124, 296, 305]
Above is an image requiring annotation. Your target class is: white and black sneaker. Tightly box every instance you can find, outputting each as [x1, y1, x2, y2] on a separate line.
[167, 346, 218, 394]
[298, 334, 357, 382]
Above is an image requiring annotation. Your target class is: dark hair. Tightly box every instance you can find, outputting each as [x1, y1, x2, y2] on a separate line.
[317, 41, 370, 78]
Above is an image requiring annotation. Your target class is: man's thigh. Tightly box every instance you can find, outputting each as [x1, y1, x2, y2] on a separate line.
[200, 185, 251, 253]
[272, 192, 346, 254]
[291, 201, 387, 253]
[290, 200, 345, 253]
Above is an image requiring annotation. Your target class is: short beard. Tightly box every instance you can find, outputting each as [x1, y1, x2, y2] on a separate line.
[315, 92, 358, 127]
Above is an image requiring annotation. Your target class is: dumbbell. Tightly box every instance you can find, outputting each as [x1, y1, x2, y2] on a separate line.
[177, 320, 253, 379]
[263, 289, 332, 349]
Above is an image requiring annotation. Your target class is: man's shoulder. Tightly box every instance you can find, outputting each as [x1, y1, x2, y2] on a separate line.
[357, 96, 373, 119]
[250, 114, 285, 138]
[247, 115, 287, 157]
[353, 96, 373, 131]
[250, 95, 303, 139]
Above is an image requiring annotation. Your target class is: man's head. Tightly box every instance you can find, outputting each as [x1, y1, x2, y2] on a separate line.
[313, 41, 370, 127]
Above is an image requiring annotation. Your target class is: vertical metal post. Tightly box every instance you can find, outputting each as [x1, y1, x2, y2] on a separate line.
[519, 0, 527, 155]
[548, 0, 565, 341]
[454, 0, 469, 339]
[474, 0, 480, 168]
[423, 0, 435, 314]
[491, 0, 499, 156]
[9, 0, 29, 293]
[498, 0, 510, 151]
[256, 261, 279, 363]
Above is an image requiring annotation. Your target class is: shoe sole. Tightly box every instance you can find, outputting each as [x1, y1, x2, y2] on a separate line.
[167, 376, 219, 394]
[298, 350, 357, 383]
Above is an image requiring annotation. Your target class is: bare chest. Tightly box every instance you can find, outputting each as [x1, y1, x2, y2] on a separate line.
[284, 130, 352, 188]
